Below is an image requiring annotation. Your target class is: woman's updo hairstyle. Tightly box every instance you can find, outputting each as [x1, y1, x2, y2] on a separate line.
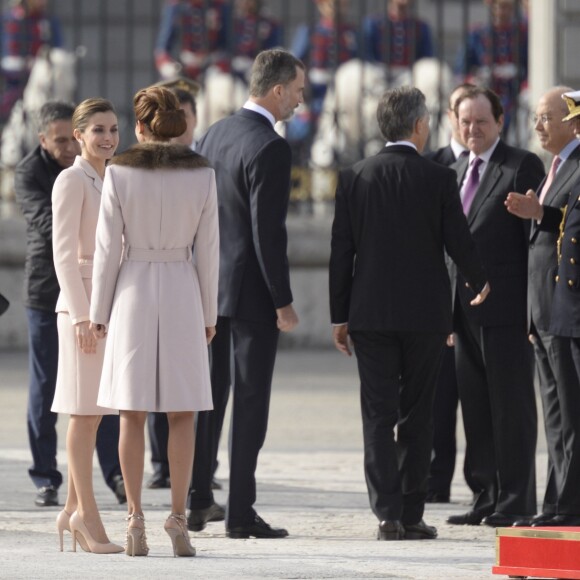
[72, 97, 116, 133]
[133, 86, 186, 141]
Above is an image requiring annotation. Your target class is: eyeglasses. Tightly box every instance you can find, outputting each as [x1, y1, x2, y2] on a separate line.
[532, 114, 553, 125]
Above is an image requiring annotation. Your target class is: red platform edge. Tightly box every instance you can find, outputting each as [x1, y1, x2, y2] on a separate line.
[492, 526, 580, 580]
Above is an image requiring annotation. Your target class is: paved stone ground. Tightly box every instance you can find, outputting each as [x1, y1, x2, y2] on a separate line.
[0, 349, 547, 579]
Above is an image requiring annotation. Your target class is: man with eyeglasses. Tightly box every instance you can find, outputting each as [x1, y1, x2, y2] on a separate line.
[505, 87, 580, 527]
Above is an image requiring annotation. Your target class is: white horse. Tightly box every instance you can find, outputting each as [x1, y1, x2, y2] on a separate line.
[310, 57, 454, 170]
[0, 47, 77, 212]
[1, 47, 77, 169]
[194, 66, 248, 138]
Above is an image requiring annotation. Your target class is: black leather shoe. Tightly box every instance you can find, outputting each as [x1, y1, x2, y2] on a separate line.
[446, 511, 484, 525]
[404, 519, 437, 540]
[187, 502, 225, 531]
[535, 514, 580, 527]
[377, 520, 405, 540]
[146, 474, 171, 489]
[211, 477, 222, 490]
[513, 512, 555, 527]
[35, 485, 58, 507]
[112, 475, 127, 504]
[482, 512, 528, 527]
[227, 514, 288, 539]
[425, 491, 450, 504]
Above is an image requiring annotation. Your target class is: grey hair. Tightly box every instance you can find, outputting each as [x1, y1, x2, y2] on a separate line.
[376, 87, 428, 142]
[38, 101, 75, 133]
[249, 49, 304, 98]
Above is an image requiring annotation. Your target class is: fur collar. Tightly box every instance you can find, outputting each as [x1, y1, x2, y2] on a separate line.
[110, 143, 209, 170]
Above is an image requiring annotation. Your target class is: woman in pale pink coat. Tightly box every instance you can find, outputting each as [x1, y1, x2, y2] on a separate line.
[90, 86, 218, 558]
[51, 98, 123, 554]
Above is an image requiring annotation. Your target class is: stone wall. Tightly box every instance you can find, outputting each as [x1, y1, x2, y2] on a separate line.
[0, 217, 27, 349]
[0, 212, 333, 350]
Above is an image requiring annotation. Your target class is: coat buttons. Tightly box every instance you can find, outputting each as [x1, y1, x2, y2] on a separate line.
[572, 237, 578, 244]
[569, 279, 575, 287]
[555, 275, 560, 282]
[571, 258, 577, 265]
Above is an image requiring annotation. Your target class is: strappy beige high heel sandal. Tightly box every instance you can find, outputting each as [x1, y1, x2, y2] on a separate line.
[125, 513, 149, 557]
[164, 513, 196, 557]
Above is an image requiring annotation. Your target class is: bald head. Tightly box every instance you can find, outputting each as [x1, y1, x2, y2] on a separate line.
[535, 86, 577, 155]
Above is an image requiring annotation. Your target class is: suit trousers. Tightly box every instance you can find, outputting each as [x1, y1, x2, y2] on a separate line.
[95, 415, 122, 491]
[350, 330, 446, 525]
[559, 337, 580, 514]
[532, 328, 570, 513]
[26, 307, 62, 489]
[147, 412, 170, 478]
[189, 316, 279, 528]
[428, 346, 457, 496]
[428, 346, 480, 498]
[189, 317, 231, 507]
[454, 304, 537, 516]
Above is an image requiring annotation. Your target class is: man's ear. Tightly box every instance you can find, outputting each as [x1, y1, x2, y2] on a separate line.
[272, 84, 283, 99]
[497, 114, 505, 133]
[38, 133, 47, 149]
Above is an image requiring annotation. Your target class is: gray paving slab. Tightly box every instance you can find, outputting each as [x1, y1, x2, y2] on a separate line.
[0, 349, 547, 579]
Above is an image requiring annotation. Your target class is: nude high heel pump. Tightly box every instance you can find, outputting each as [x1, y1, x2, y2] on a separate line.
[164, 513, 196, 557]
[56, 509, 71, 552]
[69, 511, 124, 554]
[125, 513, 149, 557]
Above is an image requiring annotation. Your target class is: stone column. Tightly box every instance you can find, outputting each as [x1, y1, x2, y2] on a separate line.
[528, 0, 557, 110]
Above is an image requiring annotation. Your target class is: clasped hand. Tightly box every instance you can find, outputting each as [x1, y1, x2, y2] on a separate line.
[75, 321, 99, 354]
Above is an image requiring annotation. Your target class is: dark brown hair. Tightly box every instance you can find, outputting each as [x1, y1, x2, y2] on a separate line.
[454, 87, 504, 122]
[133, 86, 186, 141]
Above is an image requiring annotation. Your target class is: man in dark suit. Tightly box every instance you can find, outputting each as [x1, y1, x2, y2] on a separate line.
[506, 87, 580, 527]
[446, 87, 545, 528]
[14, 101, 125, 507]
[187, 49, 303, 539]
[426, 83, 473, 166]
[425, 82, 476, 504]
[329, 86, 489, 541]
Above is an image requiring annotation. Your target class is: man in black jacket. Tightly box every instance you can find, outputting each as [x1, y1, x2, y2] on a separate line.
[15, 101, 124, 507]
[424, 82, 477, 504]
[447, 87, 545, 528]
[329, 86, 489, 541]
[188, 49, 302, 539]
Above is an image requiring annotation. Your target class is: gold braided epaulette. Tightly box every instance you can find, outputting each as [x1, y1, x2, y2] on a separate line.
[557, 204, 568, 265]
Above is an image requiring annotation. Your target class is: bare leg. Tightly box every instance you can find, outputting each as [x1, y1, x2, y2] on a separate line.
[167, 411, 195, 515]
[63, 456, 77, 515]
[119, 411, 147, 517]
[67, 414, 109, 543]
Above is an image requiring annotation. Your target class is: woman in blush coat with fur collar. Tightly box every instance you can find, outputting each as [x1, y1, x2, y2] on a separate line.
[90, 86, 219, 558]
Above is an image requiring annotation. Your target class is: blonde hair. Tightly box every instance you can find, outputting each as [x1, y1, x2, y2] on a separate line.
[133, 86, 186, 141]
[72, 98, 116, 133]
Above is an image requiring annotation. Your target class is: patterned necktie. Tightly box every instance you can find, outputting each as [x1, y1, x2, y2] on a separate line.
[538, 156, 561, 204]
[462, 157, 483, 215]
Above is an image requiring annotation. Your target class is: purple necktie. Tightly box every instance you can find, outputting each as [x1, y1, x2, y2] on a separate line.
[462, 157, 483, 215]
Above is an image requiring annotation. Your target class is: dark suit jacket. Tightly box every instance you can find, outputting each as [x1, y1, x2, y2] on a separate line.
[198, 108, 293, 321]
[329, 145, 486, 334]
[529, 144, 580, 332]
[550, 179, 580, 337]
[451, 140, 545, 327]
[425, 144, 457, 167]
[13, 145, 64, 312]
